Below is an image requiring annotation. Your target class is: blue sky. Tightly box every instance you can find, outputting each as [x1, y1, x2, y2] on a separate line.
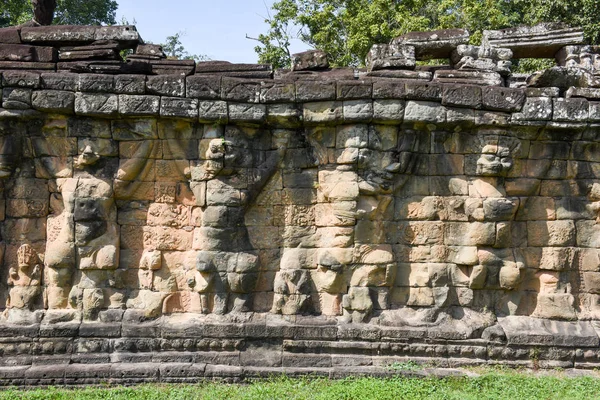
[117, 0, 305, 63]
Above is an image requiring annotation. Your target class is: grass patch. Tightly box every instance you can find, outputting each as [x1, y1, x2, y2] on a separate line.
[2, 372, 600, 400]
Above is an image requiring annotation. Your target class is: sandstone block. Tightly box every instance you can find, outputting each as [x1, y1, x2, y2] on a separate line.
[198, 100, 228, 124]
[147, 75, 185, 97]
[553, 98, 589, 122]
[3, 87, 31, 109]
[32, 90, 75, 113]
[373, 100, 405, 123]
[484, 23, 584, 59]
[481, 86, 526, 112]
[75, 93, 118, 116]
[392, 28, 470, 60]
[2, 71, 40, 88]
[442, 85, 482, 109]
[186, 75, 221, 99]
[577, 220, 600, 248]
[343, 100, 373, 121]
[160, 97, 198, 119]
[366, 44, 415, 71]
[404, 101, 446, 123]
[444, 222, 496, 246]
[218, 78, 258, 104]
[292, 50, 329, 71]
[261, 82, 296, 103]
[143, 226, 193, 251]
[79, 74, 114, 93]
[528, 220, 576, 247]
[118, 95, 160, 116]
[372, 80, 406, 99]
[303, 101, 343, 125]
[228, 103, 266, 124]
[296, 81, 336, 102]
[114, 75, 146, 94]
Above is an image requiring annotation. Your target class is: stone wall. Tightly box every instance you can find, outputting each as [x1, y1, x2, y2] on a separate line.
[0, 23, 599, 384]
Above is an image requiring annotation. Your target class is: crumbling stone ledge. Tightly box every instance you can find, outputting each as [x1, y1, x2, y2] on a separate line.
[0, 315, 598, 387]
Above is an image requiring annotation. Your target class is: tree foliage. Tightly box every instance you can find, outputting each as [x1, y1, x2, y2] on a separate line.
[0, 0, 118, 27]
[161, 32, 210, 62]
[0, 0, 32, 26]
[255, 0, 600, 69]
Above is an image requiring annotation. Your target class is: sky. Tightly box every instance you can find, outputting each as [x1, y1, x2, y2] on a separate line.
[116, 0, 306, 63]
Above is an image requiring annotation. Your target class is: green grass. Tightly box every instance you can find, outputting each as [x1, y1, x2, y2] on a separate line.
[3, 372, 600, 400]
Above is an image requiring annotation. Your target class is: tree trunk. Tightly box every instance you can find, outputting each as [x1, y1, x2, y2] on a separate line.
[32, 0, 57, 26]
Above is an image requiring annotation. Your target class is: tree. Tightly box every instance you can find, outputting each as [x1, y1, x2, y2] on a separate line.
[0, 0, 32, 26]
[254, 0, 600, 69]
[0, 0, 118, 27]
[162, 32, 210, 62]
[53, 0, 117, 25]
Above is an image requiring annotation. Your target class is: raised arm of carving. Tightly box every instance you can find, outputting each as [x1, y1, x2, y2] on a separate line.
[391, 133, 421, 196]
[245, 130, 290, 208]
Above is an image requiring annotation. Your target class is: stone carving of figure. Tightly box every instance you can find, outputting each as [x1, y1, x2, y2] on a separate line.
[294, 125, 416, 323]
[339, 127, 410, 323]
[272, 268, 313, 315]
[467, 139, 525, 316]
[31, 0, 57, 26]
[45, 140, 119, 320]
[0, 133, 20, 180]
[188, 129, 289, 314]
[6, 244, 42, 311]
[0, 132, 24, 318]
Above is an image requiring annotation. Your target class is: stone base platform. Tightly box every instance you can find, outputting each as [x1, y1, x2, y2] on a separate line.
[0, 313, 599, 386]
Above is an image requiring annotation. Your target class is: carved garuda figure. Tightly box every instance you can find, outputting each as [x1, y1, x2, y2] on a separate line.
[32, 0, 57, 26]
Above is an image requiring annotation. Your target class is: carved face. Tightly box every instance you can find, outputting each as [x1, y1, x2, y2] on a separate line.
[476, 145, 513, 176]
[203, 139, 242, 177]
[313, 264, 345, 293]
[0, 135, 20, 179]
[76, 144, 100, 168]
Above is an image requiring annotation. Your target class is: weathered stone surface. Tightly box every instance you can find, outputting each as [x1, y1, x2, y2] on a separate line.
[194, 61, 271, 76]
[186, 75, 221, 99]
[21, 25, 141, 47]
[160, 97, 198, 119]
[392, 28, 470, 60]
[118, 95, 160, 116]
[453, 44, 511, 68]
[0, 44, 56, 62]
[32, 90, 75, 113]
[40, 72, 78, 91]
[291, 50, 329, 71]
[500, 316, 598, 346]
[366, 44, 415, 72]
[75, 92, 118, 116]
[484, 23, 585, 59]
[433, 70, 503, 86]
[0, 22, 599, 378]
[527, 67, 599, 91]
[481, 86, 526, 112]
[0, 27, 21, 44]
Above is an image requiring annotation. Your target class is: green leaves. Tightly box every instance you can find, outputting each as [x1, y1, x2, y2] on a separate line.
[0, 0, 32, 27]
[255, 0, 600, 69]
[0, 0, 118, 27]
[53, 0, 117, 25]
[161, 32, 210, 62]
